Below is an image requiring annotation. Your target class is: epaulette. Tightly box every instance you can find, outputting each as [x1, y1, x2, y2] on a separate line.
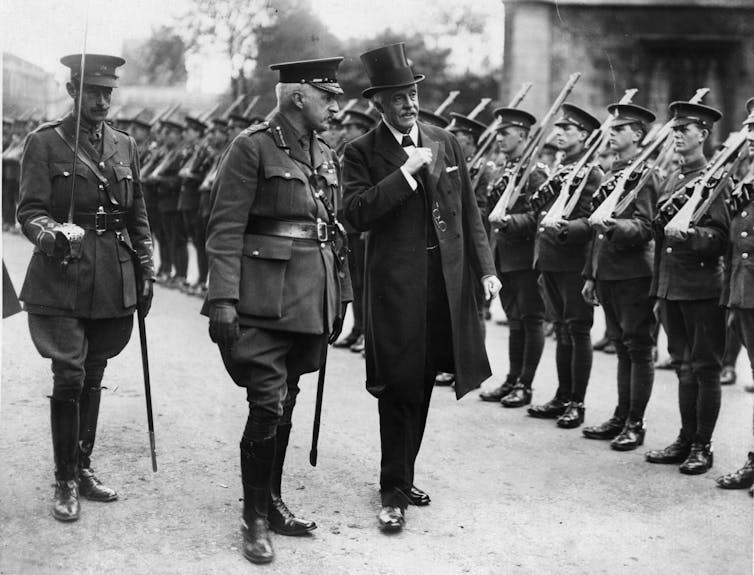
[241, 121, 270, 138]
[314, 133, 333, 152]
[111, 124, 133, 138]
[32, 118, 63, 133]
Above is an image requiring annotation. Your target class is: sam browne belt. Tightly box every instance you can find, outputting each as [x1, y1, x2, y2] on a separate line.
[246, 218, 337, 242]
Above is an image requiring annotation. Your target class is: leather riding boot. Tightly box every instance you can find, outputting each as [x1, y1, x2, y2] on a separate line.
[240, 438, 275, 564]
[610, 419, 646, 451]
[716, 452, 754, 489]
[480, 375, 517, 402]
[500, 381, 532, 408]
[679, 442, 714, 475]
[50, 397, 80, 522]
[645, 432, 692, 464]
[268, 424, 316, 536]
[78, 384, 117, 502]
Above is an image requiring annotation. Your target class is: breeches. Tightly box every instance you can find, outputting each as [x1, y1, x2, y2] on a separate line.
[28, 313, 133, 400]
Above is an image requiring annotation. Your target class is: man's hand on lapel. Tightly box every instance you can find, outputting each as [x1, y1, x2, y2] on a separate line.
[482, 275, 502, 301]
[403, 147, 433, 175]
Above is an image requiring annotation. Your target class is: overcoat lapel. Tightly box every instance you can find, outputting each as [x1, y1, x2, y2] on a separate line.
[373, 122, 408, 168]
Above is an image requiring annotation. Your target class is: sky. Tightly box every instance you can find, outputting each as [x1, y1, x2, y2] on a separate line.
[2, 0, 503, 92]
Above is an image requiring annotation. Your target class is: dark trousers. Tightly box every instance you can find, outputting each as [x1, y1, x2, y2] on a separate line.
[27, 314, 134, 400]
[162, 210, 188, 278]
[2, 177, 18, 228]
[218, 327, 327, 441]
[183, 209, 208, 284]
[540, 270, 594, 402]
[500, 269, 545, 386]
[723, 310, 743, 368]
[378, 247, 450, 508]
[660, 299, 725, 444]
[347, 232, 365, 334]
[597, 277, 656, 420]
[730, 308, 754, 435]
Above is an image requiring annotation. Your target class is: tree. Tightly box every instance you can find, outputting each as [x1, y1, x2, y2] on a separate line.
[121, 26, 188, 86]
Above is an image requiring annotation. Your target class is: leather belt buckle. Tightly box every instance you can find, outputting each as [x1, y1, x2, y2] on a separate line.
[316, 220, 329, 242]
[94, 206, 107, 235]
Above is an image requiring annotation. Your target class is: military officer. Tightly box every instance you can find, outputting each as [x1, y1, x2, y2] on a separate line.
[581, 103, 658, 450]
[526, 103, 603, 428]
[16, 53, 154, 522]
[204, 57, 351, 564]
[483, 108, 549, 407]
[645, 101, 730, 475]
[717, 97, 754, 493]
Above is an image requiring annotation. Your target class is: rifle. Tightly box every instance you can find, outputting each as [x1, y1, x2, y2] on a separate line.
[591, 87, 711, 224]
[488, 73, 581, 223]
[663, 131, 747, 238]
[434, 90, 460, 116]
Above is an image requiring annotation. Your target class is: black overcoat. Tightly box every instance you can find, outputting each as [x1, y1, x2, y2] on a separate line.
[342, 121, 496, 402]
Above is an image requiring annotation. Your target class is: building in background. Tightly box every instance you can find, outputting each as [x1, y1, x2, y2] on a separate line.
[501, 0, 754, 143]
[3, 53, 65, 120]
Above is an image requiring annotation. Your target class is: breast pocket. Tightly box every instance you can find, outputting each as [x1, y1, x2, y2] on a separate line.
[49, 162, 87, 209]
[261, 165, 307, 216]
[237, 233, 294, 318]
[112, 165, 134, 207]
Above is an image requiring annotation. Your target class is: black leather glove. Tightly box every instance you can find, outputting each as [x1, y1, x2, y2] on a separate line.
[328, 302, 348, 344]
[209, 301, 240, 350]
[138, 278, 154, 317]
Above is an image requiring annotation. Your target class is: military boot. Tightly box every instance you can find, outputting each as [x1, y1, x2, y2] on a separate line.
[50, 397, 80, 522]
[78, 384, 117, 502]
[268, 424, 316, 536]
[240, 437, 275, 564]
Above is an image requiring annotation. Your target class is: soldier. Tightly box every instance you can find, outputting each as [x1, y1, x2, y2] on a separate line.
[16, 53, 154, 522]
[482, 108, 548, 407]
[204, 57, 351, 564]
[645, 101, 730, 475]
[343, 43, 499, 532]
[581, 103, 658, 450]
[526, 104, 603, 428]
[717, 98, 754, 492]
[139, 118, 171, 281]
[332, 109, 376, 354]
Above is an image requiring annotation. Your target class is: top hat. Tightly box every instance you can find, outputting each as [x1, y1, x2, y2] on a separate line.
[554, 103, 601, 133]
[447, 113, 487, 142]
[607, 103, 656, 128]
[360, 43, 425, 99]
[270, 57, 344, 95]
[61, 53, 125, 88]
[669, 101, 722, 130]
[493, 107, 537, 131]
[418, 109, 448, 128]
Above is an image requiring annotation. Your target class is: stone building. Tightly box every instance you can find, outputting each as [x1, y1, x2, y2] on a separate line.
[502, 0, 754, 141]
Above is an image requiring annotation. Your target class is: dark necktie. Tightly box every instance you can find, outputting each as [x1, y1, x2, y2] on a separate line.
[401, 135, 413, 148]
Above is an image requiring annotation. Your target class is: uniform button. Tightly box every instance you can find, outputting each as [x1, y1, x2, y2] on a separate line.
[742, 231, 748, 238]
[252, 250, 259, 256]
[742, 211, 748, 217]
[98, 184, 104, 190]
[678, 174, 685, 180]
[99, 162, 105, 169]
[743, 252, 749, 259]
[320, 242, 326, 248]
[284, 172, 291, 178]
[63, 171, 70, 177]
[700, 262, 705, 267]
[597, 233, 604, 240]
[666, 247, 673, 253]
[541, 211, 547, 216]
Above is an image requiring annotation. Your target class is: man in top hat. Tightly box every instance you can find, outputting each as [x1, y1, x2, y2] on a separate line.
[581, 103, 658, 450]
[204, 56, 351, 564]
[483, 108, 549, 407]
[333, 109, 376, 354]
[525, 103, 603, 429]
[16, 53, 154, 522]
[717, 97, 754, 491]
[645, 101, 730, 475]
[342, 42, 500, 532]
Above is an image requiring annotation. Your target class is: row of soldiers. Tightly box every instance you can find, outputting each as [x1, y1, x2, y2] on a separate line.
[409, 85, 754, 492]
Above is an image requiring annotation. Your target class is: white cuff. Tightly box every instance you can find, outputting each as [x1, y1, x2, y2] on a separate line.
[400, 166, 418, 191]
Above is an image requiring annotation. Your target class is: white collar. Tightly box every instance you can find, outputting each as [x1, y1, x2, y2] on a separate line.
[383, 119, 419, 147]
